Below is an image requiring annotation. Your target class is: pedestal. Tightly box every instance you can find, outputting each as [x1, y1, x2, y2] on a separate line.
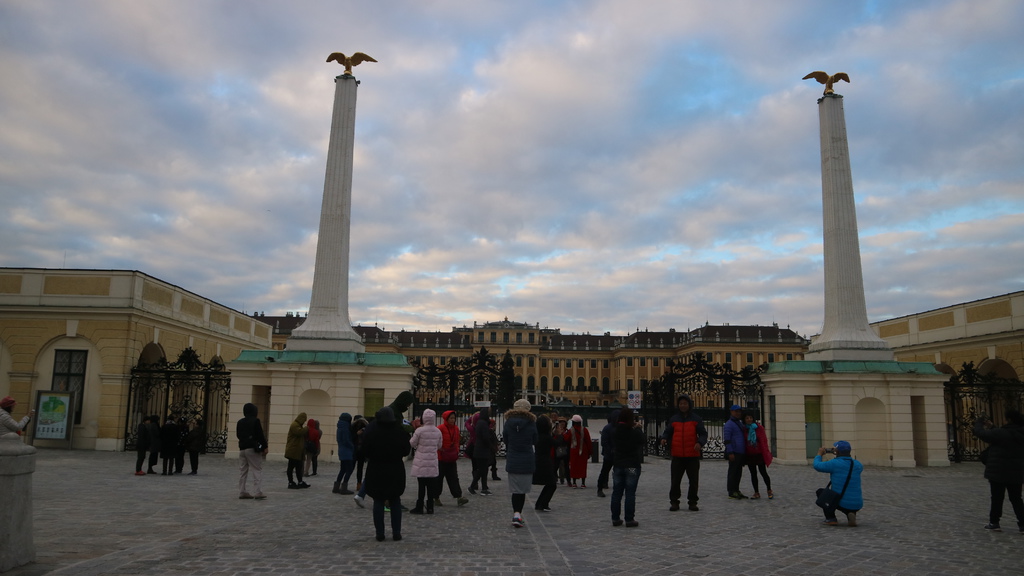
[761, 361, 949, 467]
[0, 437, 36, 571]
[225, 350, 413, 459]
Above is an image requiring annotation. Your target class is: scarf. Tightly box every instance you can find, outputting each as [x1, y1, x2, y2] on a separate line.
[570, 426, 584, 454]
[747, 422, 758, 446]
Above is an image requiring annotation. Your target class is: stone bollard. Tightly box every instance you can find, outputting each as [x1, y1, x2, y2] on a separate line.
[0, 435, 36, 572]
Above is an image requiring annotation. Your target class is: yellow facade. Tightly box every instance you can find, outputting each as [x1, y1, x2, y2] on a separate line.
[0, 268, 272, 450]
[871, 291, 1024, 379]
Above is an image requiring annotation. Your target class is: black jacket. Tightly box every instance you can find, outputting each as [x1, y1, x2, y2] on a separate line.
[974, 420, 1024, 484]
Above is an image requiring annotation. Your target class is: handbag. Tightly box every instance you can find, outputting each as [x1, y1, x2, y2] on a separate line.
[815, 460, 855, 510]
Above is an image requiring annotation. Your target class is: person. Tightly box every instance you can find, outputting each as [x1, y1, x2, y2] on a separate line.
[813, 440, 863, 526]
[285, 412, 310, 489]
[236, 402, 268, 500]
[489, 418, 502, 481]
[184, 419, 206, 475]
[145, 414, 161, 474]
[660, 393, 708, 511]
[597, 409, 620, 498]
[610, 407, 645, 527]
[723, 405, 748, 499]
[552, 418, 570, 485]
[133, 415, 151, 475]
[351, 414, 370, 505]
[333, 413, 356, 495]
[504, 399, 538, 528]
[0, 396, 34, 439]
[744, 413, 773, 499]
[409, 409, 443, 514]
[362, 406, 411, 542]
[437, 409, 469, 506]
[304, 418, 322, 477]
[972, 409, 1024, 533]
[533, 414, 558, 512]
[159, 416, 180, 476]
[469, 407, 494, 496]
[566, 414, 592, 488]
[174, 417, 189, 474]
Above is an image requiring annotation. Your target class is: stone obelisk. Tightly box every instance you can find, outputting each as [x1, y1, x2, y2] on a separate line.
[805, 93, 892, 362]
[287, 72, 365, 353]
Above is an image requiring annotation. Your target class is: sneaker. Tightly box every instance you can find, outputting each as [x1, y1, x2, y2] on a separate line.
[688, 503, 700, 512]
[612, 519, 623, 527]
[625, 520, 639, 528]
[512, 514, 524, 528]
[736, 492, 749, 499]
[239, 493, 254, 499]
[728, 492, 741, 500]
[480, 489, 492, 496]
[468, 487, 477, 495]
[846, 511, 857, 527]
[254, 493, 267, 500]
[983, 523, 1001, 532]
[384, 506, 391, 513]
[823, 518, 839, 526]
[536, 506, 552, 512]
[353, 494, 365, 508]
[457, 497, 469, 506]
[597, 489, 606, 498]
[669, 502, 680, 511]
[433, 497, 444, 507]
[287, 483, 299, 490]
[297, 482, 311, 489]
[134, 471, 147, 476]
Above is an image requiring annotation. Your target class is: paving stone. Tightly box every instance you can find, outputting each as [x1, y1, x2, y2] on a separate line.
[3, 449, 1022, 575]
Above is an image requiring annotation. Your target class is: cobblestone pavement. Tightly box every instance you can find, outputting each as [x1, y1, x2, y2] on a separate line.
[6, 448, 1022, 575]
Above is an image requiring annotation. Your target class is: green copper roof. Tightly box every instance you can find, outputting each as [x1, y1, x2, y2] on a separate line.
[765, 360, 943, 375]
[233, 349, 410, 367]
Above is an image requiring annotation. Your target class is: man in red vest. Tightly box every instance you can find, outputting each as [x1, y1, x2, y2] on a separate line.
[660, 394, 708, 511]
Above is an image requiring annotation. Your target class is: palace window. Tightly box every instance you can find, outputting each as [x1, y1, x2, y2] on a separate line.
[52, 349, 87, 425]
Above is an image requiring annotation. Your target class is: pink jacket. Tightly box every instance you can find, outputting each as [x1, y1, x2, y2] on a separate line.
[409, 409, 442, 478]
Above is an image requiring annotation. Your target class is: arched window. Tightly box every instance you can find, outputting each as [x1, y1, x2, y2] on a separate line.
[589, 376, 598, 391]
[602, 377, 610, 394]
[527, 375, 535, 390]
[553, 376, 560, 392]
[540, 376, 548, 392]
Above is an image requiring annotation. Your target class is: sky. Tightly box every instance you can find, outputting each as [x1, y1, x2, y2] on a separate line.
[1, 0, 1022, 339]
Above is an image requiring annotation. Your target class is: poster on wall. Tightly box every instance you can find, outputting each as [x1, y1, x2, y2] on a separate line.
[33, 391, 75, 442]
[627, 390, 642, 410]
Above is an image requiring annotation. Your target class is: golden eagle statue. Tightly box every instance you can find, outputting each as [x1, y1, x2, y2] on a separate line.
[327, 52, 378, 75]
[802, 71, 850, 95]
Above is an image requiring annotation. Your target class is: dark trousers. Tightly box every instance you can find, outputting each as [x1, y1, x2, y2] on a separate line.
[188, 450, 199, 473]
[669, 456, 701, 505]
[416, 476, 440, 503]
[747, 461, 772, 492]
[148, 450, 159, 471]
[135, 449, 147, 472]
[470, 457, 490, 491]
[597, 455, 614, 490]
[175, 449, 185, 473]
[727, 454, 746, 494]
[535, 481, 557, 510]
[335, 459, 355, 485]
[286, 458, 303, 484]
[822, 503, 859, 521]
[438, 460, 463, 498]
[372, 495, 402, 538]
[989, 480, 1024, 527]
[611, 465, 641, 522]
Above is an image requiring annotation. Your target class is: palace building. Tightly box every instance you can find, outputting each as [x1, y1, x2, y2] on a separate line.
[257, 313, 811, 408]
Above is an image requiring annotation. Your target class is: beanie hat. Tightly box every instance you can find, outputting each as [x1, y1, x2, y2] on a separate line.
[513, 399, 531, 412]
[0, 396, 15, 409]
[571, 414, 582, 423]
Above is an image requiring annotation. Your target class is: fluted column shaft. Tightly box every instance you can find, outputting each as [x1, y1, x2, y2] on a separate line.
[287, 74, 364, 352]
[806, 94, 891, 361]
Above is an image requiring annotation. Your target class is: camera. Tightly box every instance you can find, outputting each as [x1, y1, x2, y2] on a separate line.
[824, 447, 835, 454]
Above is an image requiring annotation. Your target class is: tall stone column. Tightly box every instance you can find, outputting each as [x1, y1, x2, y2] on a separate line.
[806, 94, 893, 362]
[288, 74, 365, 353]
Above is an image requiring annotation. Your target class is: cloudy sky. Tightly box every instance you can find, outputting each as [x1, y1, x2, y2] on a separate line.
[1, 1, 1021, 339]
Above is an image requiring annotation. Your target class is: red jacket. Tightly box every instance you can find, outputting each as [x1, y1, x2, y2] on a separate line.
[437, 410, 462, 462]
[662, 410, 707, 458]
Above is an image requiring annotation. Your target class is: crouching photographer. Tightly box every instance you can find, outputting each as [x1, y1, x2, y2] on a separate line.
[813, 440, 863, 527]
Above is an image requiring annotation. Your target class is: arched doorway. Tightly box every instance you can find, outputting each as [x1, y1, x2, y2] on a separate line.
[855, 397, 888, 465]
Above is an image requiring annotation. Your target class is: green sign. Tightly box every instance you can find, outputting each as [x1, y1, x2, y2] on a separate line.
[35, 392, 74, 441]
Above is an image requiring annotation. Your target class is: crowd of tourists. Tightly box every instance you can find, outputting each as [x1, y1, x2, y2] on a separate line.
[111, 389, 1024, 539]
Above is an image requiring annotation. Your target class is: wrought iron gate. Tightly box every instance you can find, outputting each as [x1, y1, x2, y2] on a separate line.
[641, 355, 765, 459]
[124, 348, 232, 453]
[945, 361, 1024, 463]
